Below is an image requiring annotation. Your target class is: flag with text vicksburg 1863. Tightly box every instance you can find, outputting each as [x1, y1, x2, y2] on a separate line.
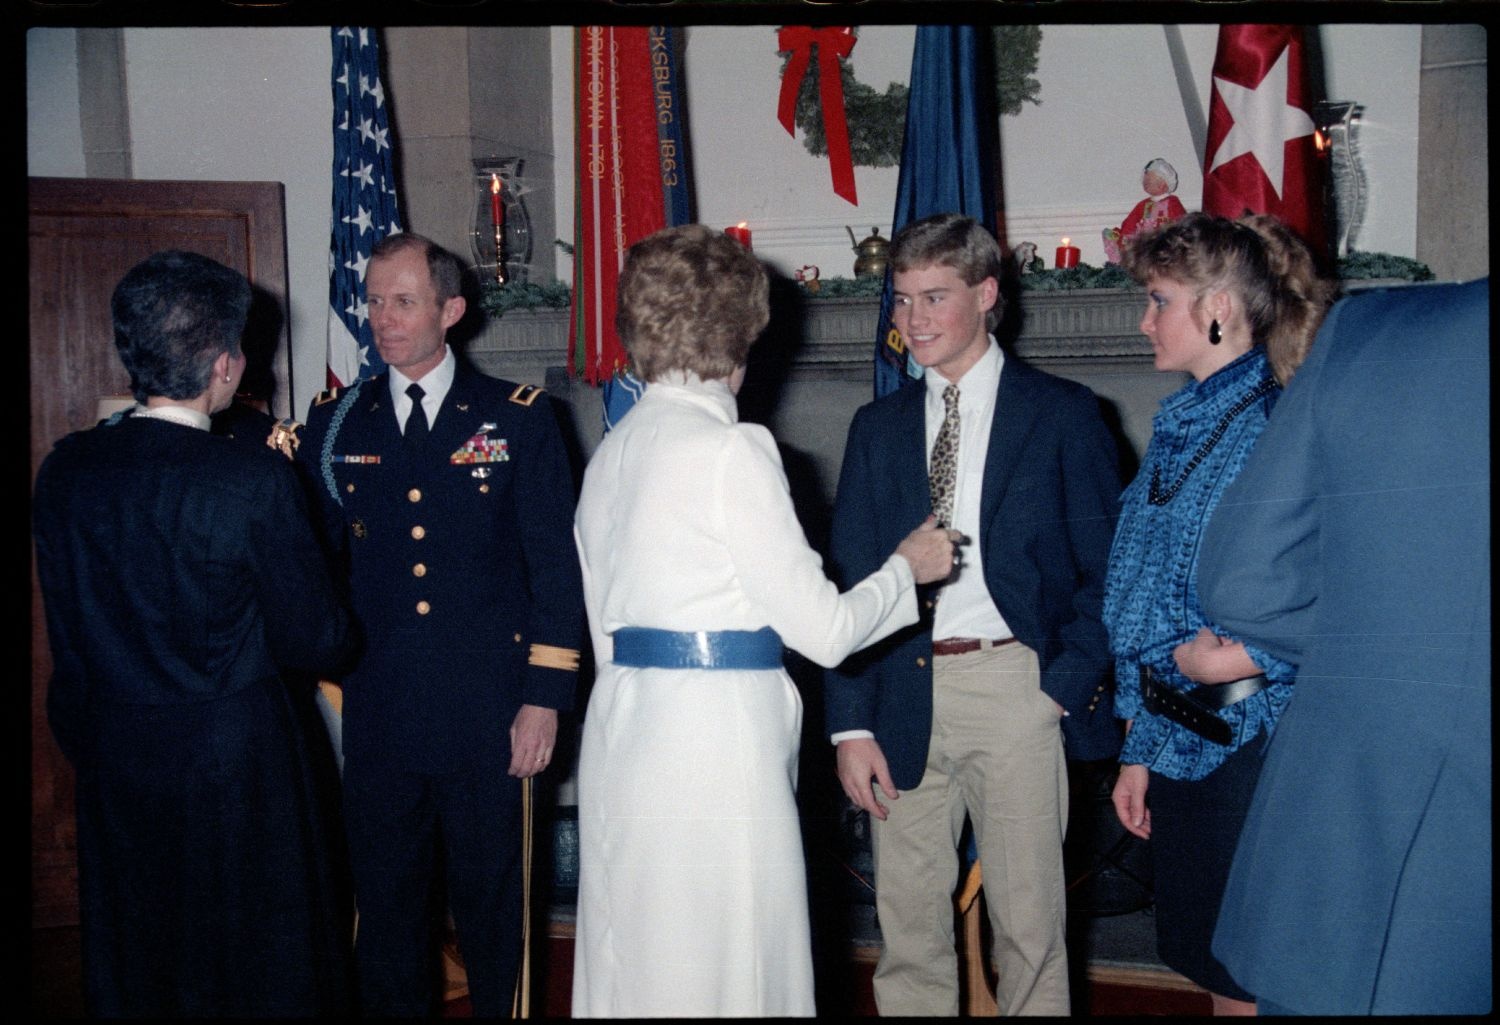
[873, 25, 998, 399]
[570, 26, 692, 430]
[1202, 24, 1327, 256]
[327, 26, 403, 389]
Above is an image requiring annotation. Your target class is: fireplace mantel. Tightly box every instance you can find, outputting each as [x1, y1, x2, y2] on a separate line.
[463, 286, 1174, 485]
[465, 287, 1152, 387]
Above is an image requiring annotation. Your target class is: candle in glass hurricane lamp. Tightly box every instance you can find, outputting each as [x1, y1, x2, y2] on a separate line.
[1055, 237, 1080, 269]
[490, 174, 504, 230]
[724, 223, 752, 250]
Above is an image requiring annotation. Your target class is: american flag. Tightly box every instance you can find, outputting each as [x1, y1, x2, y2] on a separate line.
[327, 26, 402, 389]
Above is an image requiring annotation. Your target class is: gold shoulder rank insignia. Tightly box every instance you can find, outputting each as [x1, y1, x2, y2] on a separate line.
[266, 418, 303, 460]
[313, 388, 341, 407]
[509, 383, 544, 407]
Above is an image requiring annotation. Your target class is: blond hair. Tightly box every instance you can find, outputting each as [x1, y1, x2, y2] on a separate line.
[1123, 211, 1335, 384]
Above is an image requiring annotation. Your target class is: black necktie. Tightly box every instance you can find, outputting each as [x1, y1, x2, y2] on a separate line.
[405, 382, 430, 451]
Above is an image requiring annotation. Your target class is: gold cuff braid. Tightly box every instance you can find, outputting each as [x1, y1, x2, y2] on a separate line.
[528, 643, 581, 672]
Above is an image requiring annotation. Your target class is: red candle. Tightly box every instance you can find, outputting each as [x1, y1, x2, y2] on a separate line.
[1055, 237, 1080, 269]
[725, 222, 752, 250]
[490, 174, 504, 229]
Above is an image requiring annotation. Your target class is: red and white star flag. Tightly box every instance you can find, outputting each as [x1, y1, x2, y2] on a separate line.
[1202, 24, 1327, 254]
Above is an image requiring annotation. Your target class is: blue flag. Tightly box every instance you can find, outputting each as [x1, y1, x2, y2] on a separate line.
[652, 26, 694, 230]
[873, 26, 998, 399]
[327, 26, 403, 389]
[600, 25, 693, 432]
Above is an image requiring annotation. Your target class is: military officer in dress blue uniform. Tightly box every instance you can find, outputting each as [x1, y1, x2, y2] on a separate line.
[294, 233, 583, 1017]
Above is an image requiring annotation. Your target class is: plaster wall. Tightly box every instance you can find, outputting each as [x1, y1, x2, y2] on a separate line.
[25, 22, 1467, 422]
[549, 24, 1426, 283]
[27, 29, 87, 178]
[121, 27, 332, 419]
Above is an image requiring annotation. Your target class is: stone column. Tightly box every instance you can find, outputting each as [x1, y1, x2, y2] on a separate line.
[76, 28, 132, 179]
[382, 27, 557, 284]
[1416, 25, 1488, 281]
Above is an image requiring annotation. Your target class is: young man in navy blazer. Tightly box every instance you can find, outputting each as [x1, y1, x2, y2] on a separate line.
[826, 213, 1121, 1015]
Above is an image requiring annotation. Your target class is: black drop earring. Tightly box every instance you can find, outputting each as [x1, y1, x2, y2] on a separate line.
[1208, 319, 1222, 345]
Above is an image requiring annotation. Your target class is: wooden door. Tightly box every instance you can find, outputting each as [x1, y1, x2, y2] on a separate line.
[29, 177, 291, 928]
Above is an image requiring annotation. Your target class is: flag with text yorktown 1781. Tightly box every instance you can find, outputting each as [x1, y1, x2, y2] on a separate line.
[327, 26, 403, 390]
[1202, 24, 1327, 256]
[873, 25, 999, 400]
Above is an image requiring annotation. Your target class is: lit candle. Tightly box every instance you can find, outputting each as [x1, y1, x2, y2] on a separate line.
[490, 174, 504, 230]
[725, 222, 752, 250]
[1055, 237, 1080, 269]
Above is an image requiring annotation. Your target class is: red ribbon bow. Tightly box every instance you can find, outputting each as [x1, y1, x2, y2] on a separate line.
[777, 26, 858, 205]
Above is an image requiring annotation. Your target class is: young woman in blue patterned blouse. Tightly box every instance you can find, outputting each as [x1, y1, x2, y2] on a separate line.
[1105, 212, 1334, 1015]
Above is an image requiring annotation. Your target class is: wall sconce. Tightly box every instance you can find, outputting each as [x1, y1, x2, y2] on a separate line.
[472, 159, 533, 287]
[1314, 100, 1366, 257]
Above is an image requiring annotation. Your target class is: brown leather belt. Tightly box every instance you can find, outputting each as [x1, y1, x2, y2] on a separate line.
[932, 636, 1019, 656]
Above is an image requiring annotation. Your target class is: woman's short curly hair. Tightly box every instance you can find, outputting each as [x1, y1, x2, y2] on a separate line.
[111, 250, 252, 403]
[1123, 211, 1335, 384]
[616, 224, 770, 381]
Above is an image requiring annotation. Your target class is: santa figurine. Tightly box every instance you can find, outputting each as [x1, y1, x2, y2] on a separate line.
[1102, 158, 1186, 263]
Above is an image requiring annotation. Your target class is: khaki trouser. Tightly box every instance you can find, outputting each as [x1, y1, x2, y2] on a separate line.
[871, 641, 1071, 1016]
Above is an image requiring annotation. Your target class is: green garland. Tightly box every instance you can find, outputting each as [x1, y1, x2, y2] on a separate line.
[781, 26, 1042, 168]
[478, 281, 572, 317]
[478, 251, 1434, 314]
[1336, 251, 1434, 281]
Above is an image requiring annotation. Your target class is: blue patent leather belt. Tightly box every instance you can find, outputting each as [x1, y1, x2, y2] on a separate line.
[611, 627, 784, 670]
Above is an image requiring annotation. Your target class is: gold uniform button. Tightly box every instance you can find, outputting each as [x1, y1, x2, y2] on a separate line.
[408, 488, 422, 502]
[412, 563, 427, 577]
[411, 525, 426, 540]
[924, 599, 935, 610]
[479, 483, 490, 493]
[916, 656, 927, 668]
[416, 600, 431, 615]
[346, 483, 356, 494]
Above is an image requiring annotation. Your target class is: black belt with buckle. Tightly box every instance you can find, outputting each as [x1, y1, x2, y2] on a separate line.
[1138, 666, 1268, 746]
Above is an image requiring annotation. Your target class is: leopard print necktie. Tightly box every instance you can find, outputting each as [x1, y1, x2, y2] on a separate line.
[929, 384, 960, 527]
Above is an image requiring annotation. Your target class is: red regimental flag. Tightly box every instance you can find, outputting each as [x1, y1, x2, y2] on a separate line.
[1202, 24, 1327, 254]
[570, 27, 668, 385]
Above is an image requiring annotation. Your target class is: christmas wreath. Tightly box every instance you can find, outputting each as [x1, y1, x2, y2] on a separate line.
[779, 25, 1043, 169]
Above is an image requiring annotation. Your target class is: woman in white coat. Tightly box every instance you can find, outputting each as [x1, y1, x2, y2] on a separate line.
[571, 224, 957, 1017]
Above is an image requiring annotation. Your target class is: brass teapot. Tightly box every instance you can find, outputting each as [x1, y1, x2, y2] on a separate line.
[846, 226, 890, 279]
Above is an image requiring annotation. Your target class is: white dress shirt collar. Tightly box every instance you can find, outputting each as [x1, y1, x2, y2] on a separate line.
[923, 336, 1004, 404]
[389, 345, 456, 427]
